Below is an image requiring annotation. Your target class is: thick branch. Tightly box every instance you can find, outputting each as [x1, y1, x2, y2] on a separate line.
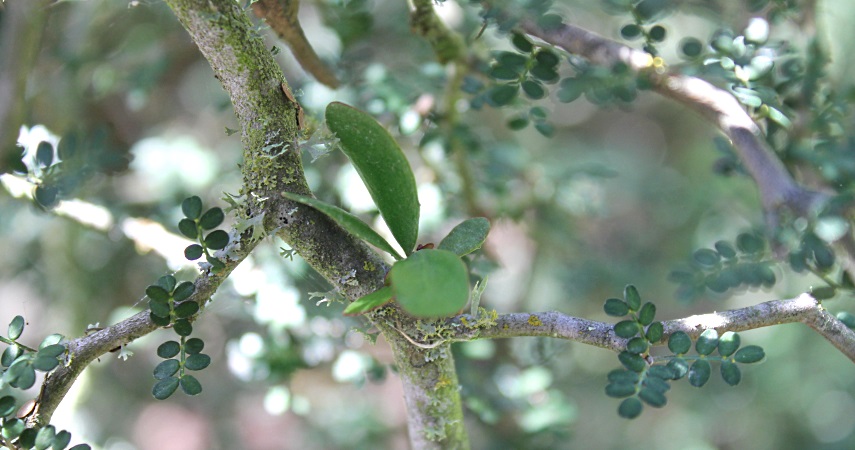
[448, 294, 855, 362]
[518, 20, 827, 217]
[164, 2, 468, 448]
[252, 0, 340, 88]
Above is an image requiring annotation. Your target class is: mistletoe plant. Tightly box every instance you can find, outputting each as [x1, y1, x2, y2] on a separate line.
[282, 102, 491, 318]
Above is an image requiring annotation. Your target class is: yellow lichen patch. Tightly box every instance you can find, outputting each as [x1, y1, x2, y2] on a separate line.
[527, 314, 543, 327]
[363, 260, 376, 272]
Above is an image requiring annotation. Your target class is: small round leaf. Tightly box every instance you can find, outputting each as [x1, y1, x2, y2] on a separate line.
[185, 353, 211, 371]
[184, 244, 204, 260]
[149, 299, 171, 319]
[8, 315, 25, 341]
[648, 25, 667, 42]
[32, 354, 60, 372]
[36, 141, 54, 168]
[639, 387, 667, 407]
[154, 359, 180, 380]
[0, 395, 15, 416]
[199, 207, 225, 230]
[2, 418, 25, 440]
[666, 358, 689, 379]
[618, 397, 643, 419]
[693, 248, 720, 267]
[604, 298, 629, 317]
[34, 424, 56, 450]
[668, 331, 691, 354]
[152, 377, 180, 400]
[734, 345, 765, 364]
[486, 84, 519, 107]
[156, 275, 177, 293]
[618, 351, 647, 372]
[624, 285, 641, 310]
[637, 302, 656, 326]
[173, 281, 195, 302]
[157, 341, 181, 359]
[204, 230, 230, 250]
[720, 360, 742, 386]
[522, 80, 546, 100]
[717, 331, 741, 357]
[626, 337, 648, 354]
[185, 338, 205, 354]
[174, 301, 199, 319]
[620, 24, 642, 40]
[180, 374, 203, 395]
[53, 430, 72, 450]
[695, 329, 719, 355]
[605, 382, 637, 398]
[173, 319, 193, 337]
[614, 320, 640, 338]
[182, 196, 203, 220]
[688, 359, 711, 387]
[608, 369, 640, 384]
[647, 365, 676, 381]
[2, 345, 22, 367]
[645, 322, 664, 343]
[145, 285, 170, 303]
[150, 312, 172, 326]
[178, 219, 198, 239]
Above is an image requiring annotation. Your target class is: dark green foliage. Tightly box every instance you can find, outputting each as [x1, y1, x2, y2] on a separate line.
[179, 196, 229, 269]
[604, 288, 765, 418]
[669, 231, 776, 302]
[0, 317, 89, 449]
[143, 275, 211, 399]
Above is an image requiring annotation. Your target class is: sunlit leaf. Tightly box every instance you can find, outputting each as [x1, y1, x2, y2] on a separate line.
[344, 286, 394, 315]
[326, 102, 420, 255]
[437, 218, 491, 256]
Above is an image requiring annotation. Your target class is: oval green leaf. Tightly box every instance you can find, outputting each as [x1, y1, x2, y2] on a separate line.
[180, 374, 203, 395]
[618, 351, 647, 372]
[638, 387, 667, 407]
[688, 359, 711, 387]
[178, 219, 198, 239]
[618, 397, 643, 419]
[717, 331, 741, 357]
[32, 354, 60, 372]
[637, 302, 656, 326]
[173, 319, 193, 337]
[199, 207, 225, 230]
[157, 341, 181, 359]
[614, 320, 640, 338]
[668, 331, 691, 354]
[0, 395, 15, 416]
[734, 345, 765, 364]
[182, 196, 203, 220]
[344, 286, 394, 315]
[185, 353, 211, 371]
[174, 301, 199, 319]
[173, 281, 195, 302]
[720, 360, 741, 386]
[282, 192, 404, 260]
[9, 315, 25, 341]
[604, 298, 629, 317]
[156, 275, 177, 293]
[389, 249, 469, 318]
[605, 382, 637, 398]
[326, 102, 420, 255]
[695, 329, 719, 355]
[185, 338, 205, 355]
[34, 424, 55, 450]
[624, 285, 641, 310]
[152, 377, 180, 400]
[437, 218, 491, 256]
[184, 244, 203, 260]
[645, 322, 664, 343]
[204, 230, 229, 250]
[154, 359, 180, 380]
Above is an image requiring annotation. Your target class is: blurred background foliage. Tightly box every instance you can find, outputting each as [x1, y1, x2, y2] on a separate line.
[2, 0, 855, 449]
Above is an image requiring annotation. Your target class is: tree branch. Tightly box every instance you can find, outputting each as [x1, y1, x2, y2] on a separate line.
[252, 0, 340, 89]
[447, 293, 855, 362]
[517, 19, 828, 218]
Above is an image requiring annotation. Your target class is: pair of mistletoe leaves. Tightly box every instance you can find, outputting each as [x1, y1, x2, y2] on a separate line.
[283, 102, 490, 318]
